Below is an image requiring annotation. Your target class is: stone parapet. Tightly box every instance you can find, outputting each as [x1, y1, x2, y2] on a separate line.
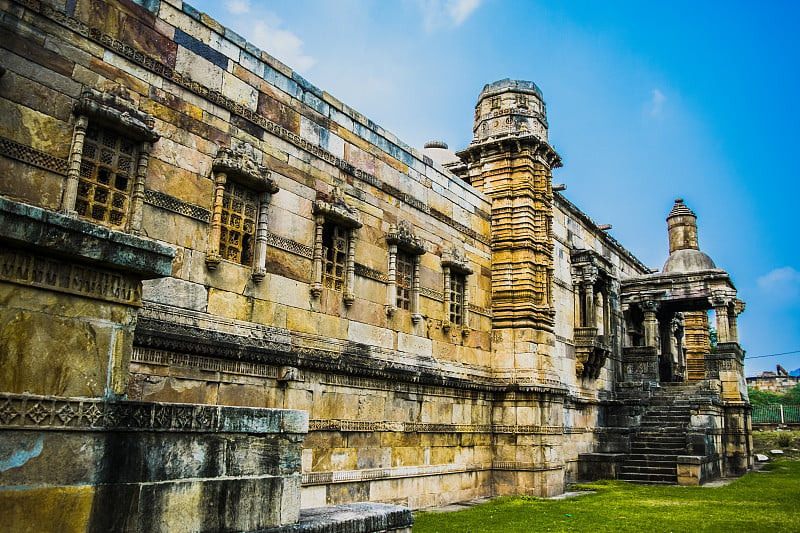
[0, 393, 308, 531]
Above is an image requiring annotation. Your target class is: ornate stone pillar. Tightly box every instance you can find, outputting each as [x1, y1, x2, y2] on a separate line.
[642, 300, 660, 348]
[251, 191, 272, 282]
[127, 141, 152, 235]
[310, 214, 325, 297]
[582, 281, 595, 328]
[61, 115, 89, 215]
[344, 227, 357, 306]
[442, 264, 452, 330]
[205, 171, 228, 270]
[411, 255, 422, 323]
[386, 243, 398, 316]
[712, 294, 732, 344]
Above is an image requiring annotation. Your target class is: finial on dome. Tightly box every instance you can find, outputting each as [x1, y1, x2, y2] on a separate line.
[424, 140, 448, 150]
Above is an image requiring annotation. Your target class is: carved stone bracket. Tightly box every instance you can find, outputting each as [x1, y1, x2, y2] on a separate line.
[386, 221, 425, 255]
[211, 145, 278, 194]
[73, 87, 159, 143]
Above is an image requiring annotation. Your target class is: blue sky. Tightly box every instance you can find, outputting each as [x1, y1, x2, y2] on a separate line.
[186, 0, 800, 376]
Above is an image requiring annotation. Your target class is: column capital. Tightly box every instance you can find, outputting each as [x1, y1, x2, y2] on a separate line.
[641, 299, 660, 314]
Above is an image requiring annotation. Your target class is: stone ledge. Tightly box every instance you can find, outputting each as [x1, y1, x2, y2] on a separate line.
[259, 503, 413, 533]
[0, 197, 175, 278]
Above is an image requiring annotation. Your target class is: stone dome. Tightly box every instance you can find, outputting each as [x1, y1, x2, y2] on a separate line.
[662, 248, 717, 273]
[423, 141, 459, 166]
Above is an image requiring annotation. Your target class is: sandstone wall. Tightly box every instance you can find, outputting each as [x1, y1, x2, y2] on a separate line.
[0, 0, 654, 510]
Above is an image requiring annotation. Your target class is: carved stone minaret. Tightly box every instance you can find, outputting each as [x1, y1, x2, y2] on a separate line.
[455, 79, 562, 334]
[452, 79, 565, 498]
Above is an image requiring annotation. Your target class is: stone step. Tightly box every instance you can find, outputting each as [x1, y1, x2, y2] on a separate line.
[640, 417, 690, 424]
[618, 472, 678, 483]
[620, 466, 676, 476]
[644, 409, 692, 414]
[634, 433, 686, 440]
[630, 447, 685, 455]
[625, 454, 679, 463]
[635, 430, 686, 438]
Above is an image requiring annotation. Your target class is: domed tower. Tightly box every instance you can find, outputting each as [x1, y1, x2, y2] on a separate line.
[662, 198, 717, 274]
[472, 79, 550, 144]
[455, 79, 562, 335]
[661, 199, 722, 382]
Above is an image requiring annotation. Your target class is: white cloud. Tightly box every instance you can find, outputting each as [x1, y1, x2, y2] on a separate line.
[447, 0, 482, 26]
[225, 0, 250, 15]
[649, 88, 666, 117]
[248, 18, 315, 73]
[757, 266, 800, 299]
[417, 0, 483, 32]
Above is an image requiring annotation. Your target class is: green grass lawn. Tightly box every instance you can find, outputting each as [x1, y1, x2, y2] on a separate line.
[413, 460, 800, 532]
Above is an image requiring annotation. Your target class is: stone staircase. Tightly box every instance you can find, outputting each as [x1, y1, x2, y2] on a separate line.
[619, 385, 698, 484]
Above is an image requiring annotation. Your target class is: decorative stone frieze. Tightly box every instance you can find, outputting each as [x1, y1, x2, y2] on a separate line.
[0, 135, 69, 175]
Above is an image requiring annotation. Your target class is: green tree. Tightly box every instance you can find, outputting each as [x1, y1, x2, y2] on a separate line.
[782, 383, 800, 405]
[748, 387, 784, 406]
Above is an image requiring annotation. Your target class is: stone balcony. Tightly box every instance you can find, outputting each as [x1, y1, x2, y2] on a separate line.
[574, 327, 611, 379]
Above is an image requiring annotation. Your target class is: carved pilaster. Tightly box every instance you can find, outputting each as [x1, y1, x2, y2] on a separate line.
[311, 214, 325, 297]
[251, 191, 271, 282]
[205, 171, 227, 270]
[127, 141, 152, 235]
[62, 115, 89, 215]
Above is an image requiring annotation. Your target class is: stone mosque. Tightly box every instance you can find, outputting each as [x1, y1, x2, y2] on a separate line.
[0, 0, 752, 530]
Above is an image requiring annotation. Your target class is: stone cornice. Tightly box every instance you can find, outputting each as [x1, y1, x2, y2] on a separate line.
[0, 196, 174, 278]
[456, 134, 562, 169]
[212, 147, 278, 193]
[134, 303, 567, 394]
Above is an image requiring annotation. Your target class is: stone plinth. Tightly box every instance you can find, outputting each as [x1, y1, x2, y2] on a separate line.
[578, 453, 626, 481]
[676, 455, 720, 486]
[262, 502, 413, 532]
[0, 393, 308, 532]
[622, 346, 660, 382]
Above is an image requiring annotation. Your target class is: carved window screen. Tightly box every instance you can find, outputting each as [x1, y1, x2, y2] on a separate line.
[396, 251, 413, 310]
[219, 181, 258, 265]
[449, 272, 465, 326]
[322, 223, 349, 291]
[76, 125, 138, 228]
